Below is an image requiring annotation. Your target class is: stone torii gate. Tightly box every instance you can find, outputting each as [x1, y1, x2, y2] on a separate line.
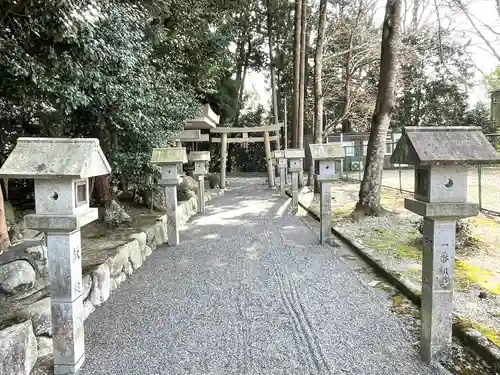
[210, 124, 283, 188]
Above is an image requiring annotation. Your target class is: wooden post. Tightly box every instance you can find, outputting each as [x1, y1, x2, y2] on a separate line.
[264, 131, 275, 187]
[220, 133, 227, 189]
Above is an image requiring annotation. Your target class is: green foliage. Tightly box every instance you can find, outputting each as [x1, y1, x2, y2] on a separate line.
[0, 0, 235, 193]
[393, 28, 474, 129]
[463, 102, 494, 133]
[486, 66, 500, 92]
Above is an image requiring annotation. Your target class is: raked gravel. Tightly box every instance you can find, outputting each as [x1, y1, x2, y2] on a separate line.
[80, 177, 449, 375]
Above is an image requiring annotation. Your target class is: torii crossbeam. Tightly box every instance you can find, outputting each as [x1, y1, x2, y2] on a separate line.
[210, 124, 283, 188]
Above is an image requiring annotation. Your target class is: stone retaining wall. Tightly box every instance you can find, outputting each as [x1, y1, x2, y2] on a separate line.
[0, 189, 222, 375]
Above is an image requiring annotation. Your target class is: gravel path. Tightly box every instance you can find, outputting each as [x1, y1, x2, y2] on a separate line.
[80, 178, 449, 375]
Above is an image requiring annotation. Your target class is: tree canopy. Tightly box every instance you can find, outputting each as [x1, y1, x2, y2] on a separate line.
[0, 0, 496, 188]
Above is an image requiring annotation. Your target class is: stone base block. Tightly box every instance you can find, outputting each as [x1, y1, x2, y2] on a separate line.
[51, 296, 84, 367]
[420, 340, 452, 364]
[53, 353, 85, 375]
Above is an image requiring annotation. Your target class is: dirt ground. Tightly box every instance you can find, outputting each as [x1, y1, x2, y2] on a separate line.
[299, 181, 500, 348]
[81, 201, 163, 273]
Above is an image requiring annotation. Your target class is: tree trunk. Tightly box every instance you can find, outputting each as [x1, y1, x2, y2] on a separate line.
[298, 0, 307, 187]
[355, 0, 402, 217]
[235, 34, 251, 127]
[238, 38, 252, 103]
[291, 0, 303, 148]
[266, 0, 279, 128]
[91, 175, 115, 208]
[308, 0, 328, 192]
[89, 123, 114, 206]
[266, 0, 281, 159]
[341, 51, 352, 133]
[0, 187, 10, 252]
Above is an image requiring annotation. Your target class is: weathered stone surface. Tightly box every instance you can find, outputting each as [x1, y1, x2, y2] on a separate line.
[26, 245, 48, 276]
[144, 227, 156, 247]
[124, 261, 133, 276]
[0, 261, 36, 295]
[83, 300, 95, 320]
[128, 240, 142, 270]
[416, 218, 474, 251]
[0, 138, 111, 180]
[150, 147, 187, 164]
[177, 184, 196, 202]
[391, 126, 500, 166]
[82, 274, 92, 301]
[5, 201, 18, 240]
[104, 200, 132, 227]
[50, 297, 85, 371]
[29, 355, 53, 375]
[144, 245, 153, 258]
[180, 175, 199, 194]
[111, 273, 126, 291]
[89, 263, 110, 306]
[109, 242, 135, 276]
[153, 223, 167, 245]
[149, 190, 168, 213]
[7, 279, 48, 308]
[129, 232, 147, 250]
[5, 201, 15, 225]
[0, 320, 37, 375]
[9, 223, 25, 242]
[179, 198, 197, 225]
[309, 143, 343, 160]
[139, 239, 149, 260]
[17, 298, 51, 337]
[36, 337, 52, 358]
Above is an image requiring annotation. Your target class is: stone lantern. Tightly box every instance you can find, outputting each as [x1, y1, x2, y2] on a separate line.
[284, 149, 305, 211]
[150, 147, 187, 246]
[309, 143, 343, 246]
[391, 126, 500, 363]
[188, 151, 211, 214]
[273, 150, 287, 196]
[0, 137, 112, 375]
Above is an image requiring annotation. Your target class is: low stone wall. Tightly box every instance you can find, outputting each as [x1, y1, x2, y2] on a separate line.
[0, 189, 222, 375]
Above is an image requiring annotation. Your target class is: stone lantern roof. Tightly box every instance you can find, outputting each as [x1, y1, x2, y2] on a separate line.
[0, 138, 111, 179]
[150, 147, 187, 165]
[390, 126, 499, 166]
[185, 104, 219, 130]
[309, 144, 343, 160]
